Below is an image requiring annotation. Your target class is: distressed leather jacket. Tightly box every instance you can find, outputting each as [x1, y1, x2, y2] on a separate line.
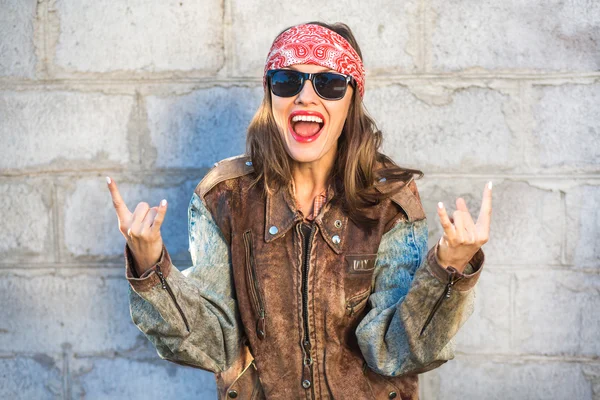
[125, 154, 485, 399]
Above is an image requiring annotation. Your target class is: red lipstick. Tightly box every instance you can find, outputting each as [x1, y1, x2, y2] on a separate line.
[288, 110, 326, 143]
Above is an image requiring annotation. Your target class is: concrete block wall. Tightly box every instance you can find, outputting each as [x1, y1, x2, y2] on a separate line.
[1, 0, 598, 398]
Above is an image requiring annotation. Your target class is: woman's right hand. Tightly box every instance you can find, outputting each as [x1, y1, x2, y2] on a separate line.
[106, 176, 168, 276]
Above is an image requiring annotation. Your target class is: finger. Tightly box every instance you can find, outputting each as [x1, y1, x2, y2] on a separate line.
[129, 202, 151, 237]
[436, 202, 456, 240]
[106, 177, 132, 221]
[142, 207, 159, 230]
[453, 209, 465, 243]
[463, 213, 476, 243]
[151, 199, 168, 233]
[476, 181, 493, 237]
[456, 198, 476, 243]
[455, 197, 470, 214]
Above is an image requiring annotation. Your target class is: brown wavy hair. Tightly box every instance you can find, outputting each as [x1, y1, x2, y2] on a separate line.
[246, 21, 424, 229]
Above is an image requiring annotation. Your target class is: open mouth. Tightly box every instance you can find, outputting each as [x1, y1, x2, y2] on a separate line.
[288, 114, 326, 143]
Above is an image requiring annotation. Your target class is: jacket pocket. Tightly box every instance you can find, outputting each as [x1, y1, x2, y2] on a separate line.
[243, 230, 267, 340]
[344, 253, 377, 306]
[345, 288, 371, 317]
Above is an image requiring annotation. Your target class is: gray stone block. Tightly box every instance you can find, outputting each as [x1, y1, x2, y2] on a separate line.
[430, 0, 600, 72]
[0, 272, 142, 353]
[146, 87, 262, 168]
[0, 356, 63, 399]
[531, 83, 600, 171]
[566, 185, 600, 269]
[365, 85, 519, 172]
[0, 91, 133, 171]
[230, 1, 416, 76]
[71, 356, 217, 399]
[417, 178, 562, 265]
[0, 0, 37, 78]
[62, 176, 198, 262]
[421, 358, 593, 400]
[453, 269, 511, 354]
[53, 0, 224, 75]
[514, 270, 600, 356]
[0, 180, 55, 264]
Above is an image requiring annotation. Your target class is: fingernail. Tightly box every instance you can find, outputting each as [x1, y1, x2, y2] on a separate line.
[438, 202, 444, 209]
[106, 176, 111, 185]
[161, 199, 167, 207]
[488, 181, 493, 190]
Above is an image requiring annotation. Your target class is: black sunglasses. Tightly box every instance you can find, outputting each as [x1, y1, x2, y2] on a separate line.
[266, 69, 356, 101]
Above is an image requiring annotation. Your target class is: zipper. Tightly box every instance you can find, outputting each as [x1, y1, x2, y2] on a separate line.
[155, 264, 190, 333]
[419, 266, 464, 337]
[243, 230, 267, 340]
[297, 221, 316, 396]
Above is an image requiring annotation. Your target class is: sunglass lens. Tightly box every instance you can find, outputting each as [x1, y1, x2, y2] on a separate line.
[271, 70, 302, 97]
[315, 73, 348, 100]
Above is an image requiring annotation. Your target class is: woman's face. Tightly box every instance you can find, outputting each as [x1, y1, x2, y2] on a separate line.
[270, 64, 354, 164]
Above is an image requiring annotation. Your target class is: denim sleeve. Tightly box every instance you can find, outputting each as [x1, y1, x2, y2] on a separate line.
[125, 191, 243, 373]
[355, 216, 485, 377]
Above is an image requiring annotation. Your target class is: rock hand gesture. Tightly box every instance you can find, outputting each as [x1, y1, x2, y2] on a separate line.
[106, 176, 168, 275]
[435, 181, 493, 273]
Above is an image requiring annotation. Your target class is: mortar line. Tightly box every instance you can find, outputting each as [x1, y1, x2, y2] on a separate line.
[62, 345, 71, 400]
[52, 179, 61, 263]
[223, 0, 233, 78]
[509, 272, 515, 351]
[561, 190, 567, 265]
[136, 90, 144, 167]
[420, 0, 429, 72]
[1, 171, 599, 179]
[43, 0, 49, 78]
[518, 80, 526, 168]
[1, 72, 599, 87]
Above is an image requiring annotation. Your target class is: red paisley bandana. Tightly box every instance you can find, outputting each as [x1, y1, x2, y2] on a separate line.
[263, 24, 365, 98]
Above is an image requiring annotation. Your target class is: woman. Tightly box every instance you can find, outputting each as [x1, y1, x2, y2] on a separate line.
[107, 22, 491, 400]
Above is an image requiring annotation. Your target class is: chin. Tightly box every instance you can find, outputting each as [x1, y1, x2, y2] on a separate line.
[285, 146, 324, 164]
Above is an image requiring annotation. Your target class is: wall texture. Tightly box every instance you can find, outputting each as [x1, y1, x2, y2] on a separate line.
[1, 0, 599, 399]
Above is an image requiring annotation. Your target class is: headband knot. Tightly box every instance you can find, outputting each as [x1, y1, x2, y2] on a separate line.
[263, 24, 365, 98]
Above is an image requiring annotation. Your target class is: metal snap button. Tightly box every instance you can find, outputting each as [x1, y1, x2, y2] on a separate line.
[228, 389, 239, 398]
[269, 226, 278, 235]
[334, 219, 342, 229]
[388, 391, 397, 399]
[302, 380, 311, 389]
[332, 235, 341, 244]
[245, 161, 252, 166]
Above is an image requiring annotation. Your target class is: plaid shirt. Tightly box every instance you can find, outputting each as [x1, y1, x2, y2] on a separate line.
[290, 179, 329, 221]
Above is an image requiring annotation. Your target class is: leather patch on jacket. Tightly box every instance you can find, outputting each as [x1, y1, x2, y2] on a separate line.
[345, 254, 377, 274]
[194, 154, 254, 201]
[374, 177, 426, 222]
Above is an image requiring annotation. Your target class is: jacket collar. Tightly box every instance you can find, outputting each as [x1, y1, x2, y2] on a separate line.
[264, 182, 347, 255]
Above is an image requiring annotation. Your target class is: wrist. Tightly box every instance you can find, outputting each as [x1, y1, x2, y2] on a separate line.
[435, 239, 467, 273]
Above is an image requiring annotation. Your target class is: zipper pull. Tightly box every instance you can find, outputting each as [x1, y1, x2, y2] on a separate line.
[256, 309, 266, 340]
[155, 265, 167, 290]
[419, 266, 463, 337]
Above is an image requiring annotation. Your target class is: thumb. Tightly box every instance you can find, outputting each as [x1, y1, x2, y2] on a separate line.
[151, 199, 168, 232]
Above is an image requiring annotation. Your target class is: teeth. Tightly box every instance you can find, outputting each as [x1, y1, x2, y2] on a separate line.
[291, 115, 324, 123]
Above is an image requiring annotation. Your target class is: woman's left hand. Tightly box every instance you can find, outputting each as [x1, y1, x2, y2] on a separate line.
[435, 181, 493, 273]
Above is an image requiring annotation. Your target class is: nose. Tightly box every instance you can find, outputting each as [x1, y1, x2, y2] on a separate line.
[295, 77, 320, 105]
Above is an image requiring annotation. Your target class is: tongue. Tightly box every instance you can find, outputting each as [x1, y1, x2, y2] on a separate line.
[293, 121, 321, 137]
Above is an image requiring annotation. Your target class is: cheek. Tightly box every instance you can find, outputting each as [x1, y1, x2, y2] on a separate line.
[271, 99, 290, 128]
